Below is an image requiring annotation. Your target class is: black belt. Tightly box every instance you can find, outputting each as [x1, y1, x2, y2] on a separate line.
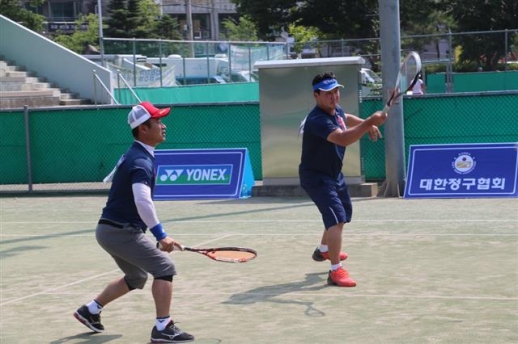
[98, 219, 124, 229]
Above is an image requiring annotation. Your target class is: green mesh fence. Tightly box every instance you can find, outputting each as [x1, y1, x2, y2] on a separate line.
[1, 92, 517, 193]
[0, 103, 261, 192]
[360, 92, 518, 180]
[427, 71, 518, 93]
[0, 110, 27, 185]
[116, 83, 259, 105]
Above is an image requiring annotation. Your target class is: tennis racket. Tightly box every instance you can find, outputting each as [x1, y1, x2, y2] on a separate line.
[157, 243, 257, 263]
[382, 51, 422, 114]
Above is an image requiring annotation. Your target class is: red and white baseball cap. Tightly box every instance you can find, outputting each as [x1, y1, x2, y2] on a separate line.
[127, 101, 171, 129]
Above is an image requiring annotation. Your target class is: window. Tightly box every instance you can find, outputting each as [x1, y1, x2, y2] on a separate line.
[49, 1, 80, 21]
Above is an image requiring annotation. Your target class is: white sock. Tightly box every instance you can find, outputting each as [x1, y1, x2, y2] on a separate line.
[331, 263, 342, 271]
[319, 244, 329, 252]
[87, 300, 103, 315]
[156, 316, 171, 331]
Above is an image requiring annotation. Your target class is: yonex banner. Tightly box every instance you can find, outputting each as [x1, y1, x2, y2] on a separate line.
[154, 148, 255, 200]
[404, 143, 518, 198]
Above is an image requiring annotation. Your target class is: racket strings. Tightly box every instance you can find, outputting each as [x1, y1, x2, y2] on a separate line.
[405, 60, 418, 79]
[382, 51, 422, 114]
[208, 250, 257, 262]
[403, 55, 421, 92]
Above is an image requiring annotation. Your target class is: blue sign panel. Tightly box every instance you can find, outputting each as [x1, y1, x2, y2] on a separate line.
[154, 148, 254, 200]
[404, 143, 518, 198]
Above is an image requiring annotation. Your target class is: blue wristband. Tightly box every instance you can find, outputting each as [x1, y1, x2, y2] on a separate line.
[150, 223, 167, 241]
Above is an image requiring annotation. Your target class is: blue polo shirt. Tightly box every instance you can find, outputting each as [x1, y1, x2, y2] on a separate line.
[101, 142, 155, 230]
[299, 105, 347, 185]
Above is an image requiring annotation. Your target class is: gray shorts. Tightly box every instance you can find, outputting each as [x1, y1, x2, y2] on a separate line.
[95, 221, 176, 284]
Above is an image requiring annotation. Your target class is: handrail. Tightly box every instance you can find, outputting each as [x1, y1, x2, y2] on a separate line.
[92, 70, 119, 105]
[116, 71, 142, 104]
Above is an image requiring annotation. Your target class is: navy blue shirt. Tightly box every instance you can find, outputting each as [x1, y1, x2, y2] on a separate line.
[299, 105, 347, 184]
[101, 142, 155, 230]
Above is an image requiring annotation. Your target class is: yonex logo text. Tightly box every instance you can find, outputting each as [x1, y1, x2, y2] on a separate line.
[157, 165, 232, 185]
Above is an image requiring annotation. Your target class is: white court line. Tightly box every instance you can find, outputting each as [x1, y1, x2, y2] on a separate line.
[9, 288, 518, 303]
[2, 232, 516, 306]
[0, 270, 119, 306]
[1, 219, 517, 224]
[39, 290, 518, 301]
[0, 235, 233, 307]
[174, 291, 518, 302]
[1, 233, 518, 239]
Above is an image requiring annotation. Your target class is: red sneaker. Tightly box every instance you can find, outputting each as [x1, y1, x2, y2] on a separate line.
[327, 267, 356, 287]
[312, 248, 348, 262]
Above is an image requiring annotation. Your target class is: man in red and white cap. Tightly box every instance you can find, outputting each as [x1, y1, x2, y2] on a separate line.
[127, 101, 171, 129]
[74, 101, 194, 343]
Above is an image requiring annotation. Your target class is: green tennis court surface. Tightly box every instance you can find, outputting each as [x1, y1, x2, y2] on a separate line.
[1, 196, 517, 344]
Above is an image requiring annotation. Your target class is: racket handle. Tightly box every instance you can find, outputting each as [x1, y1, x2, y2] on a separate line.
[157, 242, 184, 251]
[382, 104, 390, 114]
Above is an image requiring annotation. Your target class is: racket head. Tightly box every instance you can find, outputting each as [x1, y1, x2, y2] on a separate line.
[187, 246, 257, 263]
[400, 51, 422, 94]
[384, 51, 422, 113]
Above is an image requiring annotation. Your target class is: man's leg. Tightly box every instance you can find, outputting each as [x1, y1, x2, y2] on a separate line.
[150, 279, 194, 343]
[326, 223, 343, 265]
[326, 222, 356, 287]
[152, 279, 172, 317]
[314, 226, 348, 262]
[95, 277, 131, 306]
[74, 277, 130, 332]
[320, 229, 328, 246]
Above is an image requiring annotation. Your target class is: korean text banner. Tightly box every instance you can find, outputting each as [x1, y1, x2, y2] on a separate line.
[404, 143, 518, 198]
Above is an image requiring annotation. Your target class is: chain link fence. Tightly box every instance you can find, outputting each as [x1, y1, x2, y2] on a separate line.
[98, 38, 286, 88]
[0, 102, 261, 193]
[1, 91, 517, 193]
[282, 29, 518, 71]
[360, 91, 518, 180]
[95, 29, 518, 90]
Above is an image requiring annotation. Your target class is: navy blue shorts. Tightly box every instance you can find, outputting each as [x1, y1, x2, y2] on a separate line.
[301, 179, 353, 229]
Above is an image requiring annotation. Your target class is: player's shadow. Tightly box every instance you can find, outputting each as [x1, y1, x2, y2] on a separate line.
[49, 333, 122, 343]
[223, 272, 328, 317]
[0, 245, 48, 259]
[49, 330, 223, 344]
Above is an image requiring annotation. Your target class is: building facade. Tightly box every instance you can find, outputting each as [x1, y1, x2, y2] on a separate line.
[162, 0, 237, 40]
[21, 0, 238, 40]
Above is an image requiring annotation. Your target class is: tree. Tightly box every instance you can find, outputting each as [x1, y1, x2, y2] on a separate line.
[287, 21, 321, 55]
[0, 0, 45, 32]
[156, 15, 182, 41]
[103, 0, 178, 40]
[399, 0, 453, 36]
[294, 0, 381, 68]
[232, 0, 455, 70]
[222, 15, 258, 41]
[399, 0, 455, 59]
[51, 0, 179, 57]
[104, 0, 132, 38]
[127, 0, 157, 38]
[103, 0, 163, 54]
[294, 0, 379, 39]
[53, 13, 100, 54]
[440, 0, 518, 70]
[230, 0, 298, 41]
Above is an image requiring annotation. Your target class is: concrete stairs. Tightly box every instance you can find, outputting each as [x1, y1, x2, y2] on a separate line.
[0, 59, 91, 109]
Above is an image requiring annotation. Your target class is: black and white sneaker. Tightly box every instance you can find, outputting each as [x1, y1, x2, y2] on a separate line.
[73, 305, 105, 333]
[151, 320, 194, 343]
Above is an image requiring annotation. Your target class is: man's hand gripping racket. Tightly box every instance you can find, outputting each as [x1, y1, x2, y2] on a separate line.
[157, 242, 257, 263]
[382, 51, 422, 115]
